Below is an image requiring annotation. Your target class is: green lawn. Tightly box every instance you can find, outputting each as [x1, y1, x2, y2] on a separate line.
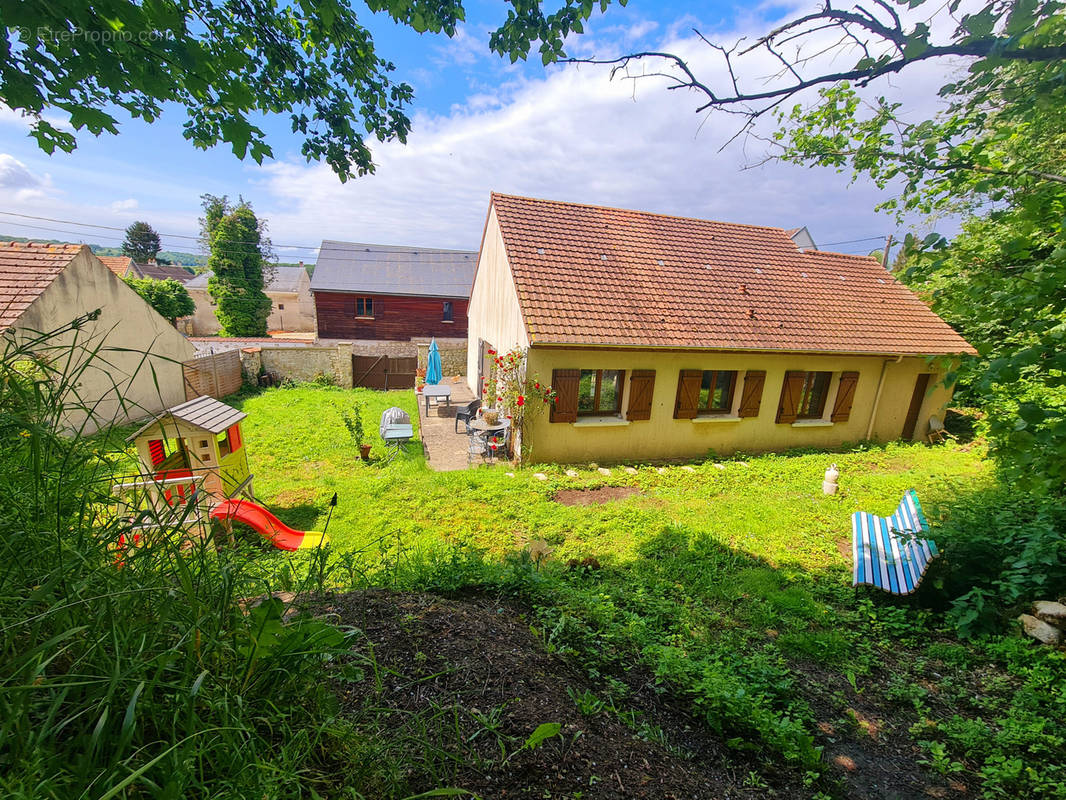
[100, 385, 1066, 797]
[235, 384, 989, 572]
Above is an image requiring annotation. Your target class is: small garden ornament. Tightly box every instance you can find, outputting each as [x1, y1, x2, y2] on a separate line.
[823, 463, 840, 495]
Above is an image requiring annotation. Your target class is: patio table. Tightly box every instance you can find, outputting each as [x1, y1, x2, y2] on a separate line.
[468, 417, 511, 463]
[421, 383, 452, 415]
[469, 418, 511, 434]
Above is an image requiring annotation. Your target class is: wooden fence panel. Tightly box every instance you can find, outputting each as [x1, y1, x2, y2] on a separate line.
[183, 350, 242, 400]
[352, 355, 417, 390]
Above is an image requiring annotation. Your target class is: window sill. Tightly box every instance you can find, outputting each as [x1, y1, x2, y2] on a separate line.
[441, 319, 455, 323]
[355, 316, 375, 320]
[791, 419, 834, 428]
[692, 414, 741, 423]
[573, 416, 630, 428]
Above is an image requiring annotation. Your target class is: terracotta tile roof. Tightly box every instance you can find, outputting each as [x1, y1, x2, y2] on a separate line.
[490, 193, 974, 356]
[98, 255, 135, 277]
[0, 241, 84, 330]
[138, 263, 194, 282]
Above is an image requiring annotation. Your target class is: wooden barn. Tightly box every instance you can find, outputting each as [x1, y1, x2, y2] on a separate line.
[311, 241, 476, 340]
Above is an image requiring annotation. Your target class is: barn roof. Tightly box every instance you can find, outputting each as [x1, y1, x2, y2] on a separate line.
[311, 240, 477, 299]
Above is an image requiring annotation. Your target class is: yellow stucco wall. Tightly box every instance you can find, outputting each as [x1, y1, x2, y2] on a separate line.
[523, 347, 956, 464]
[466, 208, 529, 391]
[186, 270, 316, 334]
[14, 249, 196, 434]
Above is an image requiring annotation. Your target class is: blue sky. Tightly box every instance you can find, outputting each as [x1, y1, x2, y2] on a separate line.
[0, 1, 945, 262]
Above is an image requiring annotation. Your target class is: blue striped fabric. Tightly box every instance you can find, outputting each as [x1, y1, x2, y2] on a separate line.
[852, 490, 938, 595]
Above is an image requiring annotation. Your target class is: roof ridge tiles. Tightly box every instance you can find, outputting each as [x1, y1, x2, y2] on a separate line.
[490, 192, 792, 235]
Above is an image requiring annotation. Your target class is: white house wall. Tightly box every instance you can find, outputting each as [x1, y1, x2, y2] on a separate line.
[14, 250, 196, 434]
[466, 207, 529, 394]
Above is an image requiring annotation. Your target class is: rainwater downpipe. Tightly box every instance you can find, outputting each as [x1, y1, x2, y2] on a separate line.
[866, 354, 904, 440]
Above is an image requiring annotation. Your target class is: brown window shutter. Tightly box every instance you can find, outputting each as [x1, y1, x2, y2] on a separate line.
[830, 371, 860, 422]
[674, 369, 702, 419]
[550, 369, 580, 423]
[738, 370, 766, 418]
[626, 370, 656, 420]
[776, 370, 806, 424]
[373, 299, 382, 318]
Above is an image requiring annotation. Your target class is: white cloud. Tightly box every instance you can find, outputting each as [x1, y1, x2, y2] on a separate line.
[110, 198, 139, 212]
[0, 153, 54, 203]
[255, 14, 962, 253]
[0, 104, 73, 133]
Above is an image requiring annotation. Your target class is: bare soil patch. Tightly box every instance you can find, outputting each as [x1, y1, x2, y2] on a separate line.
[791, 657, 973, 799]
[315, 590, 809, 799]
[554, 486, 641, 506]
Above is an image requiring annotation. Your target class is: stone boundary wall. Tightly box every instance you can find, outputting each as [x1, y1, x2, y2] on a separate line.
[240, 341, 354, 387]
[414, 337, 467, 377]
[237, 337, 468, 386]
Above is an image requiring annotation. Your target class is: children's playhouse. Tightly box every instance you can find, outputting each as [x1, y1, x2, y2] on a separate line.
[120, 395, 324, 550]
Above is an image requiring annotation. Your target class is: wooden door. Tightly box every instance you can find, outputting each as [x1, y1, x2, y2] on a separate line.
[902, 373, 932, 440]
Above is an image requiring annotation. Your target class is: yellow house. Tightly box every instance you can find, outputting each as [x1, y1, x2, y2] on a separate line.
[466, 194, 975, 464]
[1, 242, 195, 433]
[184, 266, 317, 335]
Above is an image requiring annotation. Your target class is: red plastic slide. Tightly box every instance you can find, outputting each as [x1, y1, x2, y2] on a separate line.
[210, 498, 326, 551]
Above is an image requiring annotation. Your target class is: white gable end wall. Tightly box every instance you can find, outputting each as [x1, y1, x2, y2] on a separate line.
[15, 250, 195, 433]
[466, 207, 529, 394]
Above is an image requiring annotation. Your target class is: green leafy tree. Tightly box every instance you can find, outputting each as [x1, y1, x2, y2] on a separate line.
[124, 276, 196, 325]
[3, 1, 621, 179]
[201, 195, 273, 337]
[121, 221, 161, 263]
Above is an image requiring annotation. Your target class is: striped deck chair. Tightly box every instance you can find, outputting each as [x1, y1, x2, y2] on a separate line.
[852, 489, 939, 595]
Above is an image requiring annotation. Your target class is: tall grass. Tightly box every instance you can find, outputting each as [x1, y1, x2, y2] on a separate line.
[0, 318, 344, 798]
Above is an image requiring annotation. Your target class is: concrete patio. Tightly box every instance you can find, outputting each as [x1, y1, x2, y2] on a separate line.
[416, 379, 478, 471]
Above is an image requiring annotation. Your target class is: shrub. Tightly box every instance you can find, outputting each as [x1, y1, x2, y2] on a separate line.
[0, 319, 344, 797]
[925, 488, 1066, 636]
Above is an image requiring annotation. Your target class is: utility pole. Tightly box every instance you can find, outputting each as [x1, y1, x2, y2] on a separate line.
[881, 234, 895, 271]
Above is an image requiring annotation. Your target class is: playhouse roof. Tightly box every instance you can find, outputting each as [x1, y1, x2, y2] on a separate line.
[127, 395, 246, 441]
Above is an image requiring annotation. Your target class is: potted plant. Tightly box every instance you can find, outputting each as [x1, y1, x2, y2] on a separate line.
[341, 403, 372, 461]
[415, 367, 427, 392]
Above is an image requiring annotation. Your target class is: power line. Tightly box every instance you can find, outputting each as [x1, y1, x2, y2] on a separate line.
[819, 234, 888, 247]
[0, 220, 322, 265]
[0, 209, 321, 252]
[0, 222, 477, 287]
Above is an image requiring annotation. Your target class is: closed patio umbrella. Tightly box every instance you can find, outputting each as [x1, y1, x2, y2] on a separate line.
[426, 338, 443, 385]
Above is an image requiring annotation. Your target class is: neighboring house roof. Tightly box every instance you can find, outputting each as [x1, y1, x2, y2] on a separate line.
[786, 227, 818, 252]
[186, 266, 307, 293]
[0, 241, 84, 330]
[488, 193, 974, 356]
[137, 263, 194, 282]
[312, 240, 477, 299]
[127, 394, 246, 440]
[98, 255, 136, 277]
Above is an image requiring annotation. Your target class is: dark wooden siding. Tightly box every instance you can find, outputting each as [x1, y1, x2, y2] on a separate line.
[314, 292, 469, 340]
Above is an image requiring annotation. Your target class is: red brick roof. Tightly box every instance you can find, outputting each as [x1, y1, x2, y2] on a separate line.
[0, 241, 84, 330]
[490, 193, 974, 356]
[98, 255, 135, 277]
